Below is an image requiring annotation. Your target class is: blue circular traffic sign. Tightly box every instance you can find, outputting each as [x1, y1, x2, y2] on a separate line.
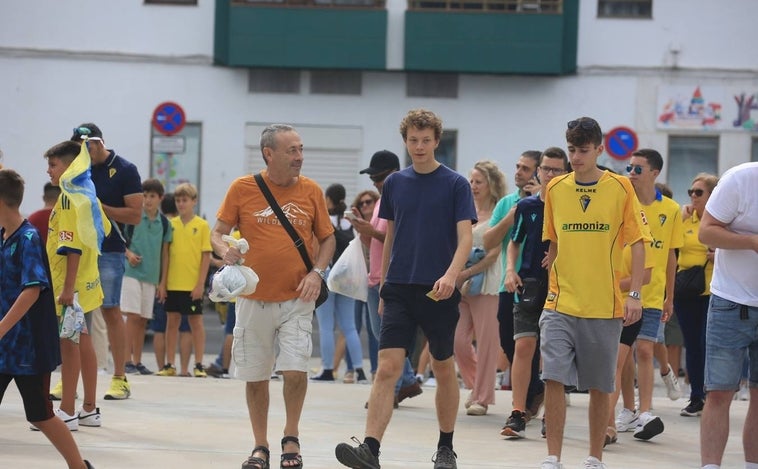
[604, 126, 638, 160]
[152, 102, 186, 136]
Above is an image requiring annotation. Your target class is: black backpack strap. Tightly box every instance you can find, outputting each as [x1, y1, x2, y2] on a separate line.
[254, 173, 314, 272]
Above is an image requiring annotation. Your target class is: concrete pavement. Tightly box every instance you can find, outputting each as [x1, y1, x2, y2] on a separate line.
[0, 360, 751, 469]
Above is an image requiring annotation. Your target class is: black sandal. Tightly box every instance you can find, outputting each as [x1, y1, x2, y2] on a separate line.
[242, 446, 270, 469]
[280, 436, 303, 469]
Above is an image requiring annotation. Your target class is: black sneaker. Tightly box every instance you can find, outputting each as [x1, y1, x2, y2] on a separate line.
[335, 437, 380, 469]
[134, 363, 153, 375]
[311, 369, 335, 382]
[432, 446, 457, 469]
[205, 362, 224, 378]
[680, 398, 705, 417]
[124, 362, 138, 374]
[500, 410, 526, 439]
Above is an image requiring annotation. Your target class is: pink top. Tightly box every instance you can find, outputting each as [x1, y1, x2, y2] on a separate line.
[368, 199, 388, 287]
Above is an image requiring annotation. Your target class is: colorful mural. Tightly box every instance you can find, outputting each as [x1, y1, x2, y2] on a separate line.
[733, 93, 758, 131]
[657, 86, 723, 130]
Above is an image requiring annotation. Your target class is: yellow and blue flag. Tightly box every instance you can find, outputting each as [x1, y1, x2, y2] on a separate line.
[58, 139, 110, 253]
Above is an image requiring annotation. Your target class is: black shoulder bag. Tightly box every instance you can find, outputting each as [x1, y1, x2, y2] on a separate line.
[254, 173, 329, 308]
[674, 260, 709, 300]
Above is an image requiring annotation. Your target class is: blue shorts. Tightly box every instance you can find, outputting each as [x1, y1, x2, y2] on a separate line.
[98, 252, 126, 308]
[225, 302, 236, 335]
[704, 295, 758, 392]
[637, 308, 665, 343]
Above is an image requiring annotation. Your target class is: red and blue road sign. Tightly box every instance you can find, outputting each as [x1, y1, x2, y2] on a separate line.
[604, 126, 638, 160]
[152, 102, 186, 136]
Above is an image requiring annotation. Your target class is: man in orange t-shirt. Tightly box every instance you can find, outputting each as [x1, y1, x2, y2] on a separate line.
[211, 124, 335, 469]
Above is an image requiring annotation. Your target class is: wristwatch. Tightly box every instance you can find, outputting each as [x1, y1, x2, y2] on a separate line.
[312, 268, 326, 280]
[628, 291, 641, 301]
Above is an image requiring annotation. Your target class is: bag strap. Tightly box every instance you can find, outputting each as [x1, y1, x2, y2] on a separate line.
[254, 173, 314, 272]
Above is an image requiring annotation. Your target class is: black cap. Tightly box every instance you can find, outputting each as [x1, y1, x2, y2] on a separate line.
[71, 123, 103, 142]
[359, 150, 400, 175]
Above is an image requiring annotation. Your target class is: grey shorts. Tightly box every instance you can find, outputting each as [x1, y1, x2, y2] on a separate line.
[539, 309, 623, 393]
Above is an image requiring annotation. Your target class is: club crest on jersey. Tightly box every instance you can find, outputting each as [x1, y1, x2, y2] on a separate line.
[579, 195, 591, 212]
[547, 292, 557, 301]
[109, 168, 117, 178]
[659, 214, 667, 226]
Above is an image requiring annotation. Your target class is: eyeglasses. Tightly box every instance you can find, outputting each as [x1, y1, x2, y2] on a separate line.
[358, 199, 375, 207]
[687, 188, 704, 197]
[369, 170, 392, 183]
[567, 118, 599, 130]
[626, 165, 643, 175]
[539, 166, 566, 175]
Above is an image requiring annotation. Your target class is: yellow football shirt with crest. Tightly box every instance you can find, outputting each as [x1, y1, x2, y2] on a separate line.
[543, 171, 649, 319]
[167, 215, 212, 291]
[638, 192, 684, 309]
[47, 193, 112, 313]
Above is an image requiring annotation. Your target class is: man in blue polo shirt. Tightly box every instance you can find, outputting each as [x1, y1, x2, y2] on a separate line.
[71, 123, 143, 400]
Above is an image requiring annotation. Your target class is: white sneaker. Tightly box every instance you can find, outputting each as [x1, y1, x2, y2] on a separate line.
[78, 407, 102, 427]
[615, 408, 639, 432]
[32, 408, 79, 431]
[541, 455, 564, 469]
[583, 456, 607, 469]
[424, 377, 437, 388]
[661, 365, 682, 400]
[633, 411, 664, 440]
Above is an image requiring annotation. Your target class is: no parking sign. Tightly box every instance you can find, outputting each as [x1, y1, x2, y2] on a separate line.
[152, 101, 186, 136]
[604, 126, 638, 160]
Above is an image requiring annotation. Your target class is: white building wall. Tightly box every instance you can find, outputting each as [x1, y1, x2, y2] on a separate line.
[1, 0, 756, 216]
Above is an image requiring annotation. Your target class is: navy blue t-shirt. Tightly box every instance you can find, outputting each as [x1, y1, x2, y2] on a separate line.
[90, 150, 142, 253]
[511, 194, 550, 279]
[379, 164, 477, 285]
[0, 221, 62, 375]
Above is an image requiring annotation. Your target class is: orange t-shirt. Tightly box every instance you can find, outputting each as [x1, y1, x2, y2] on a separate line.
[216, 171, 334, 302]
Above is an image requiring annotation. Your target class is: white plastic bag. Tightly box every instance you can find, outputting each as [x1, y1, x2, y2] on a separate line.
[327, 237, 368, 302]
[209, 235, 259, 302]
[60, 293, 85, 344]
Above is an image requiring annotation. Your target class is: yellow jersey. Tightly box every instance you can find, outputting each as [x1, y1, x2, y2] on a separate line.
[638, 193, 684, 308]
[167, 215, 212, 291]
[677, 211, 713, 296]
[543, 171, 649, 319]
[47, 194, 111, 313]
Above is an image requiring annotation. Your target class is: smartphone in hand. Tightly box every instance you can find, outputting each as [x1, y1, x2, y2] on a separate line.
[344, 210, 358, 221]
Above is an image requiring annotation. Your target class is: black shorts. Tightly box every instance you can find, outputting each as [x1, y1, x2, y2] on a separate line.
[379, 283, 461, 361]
[619, 319, 643, 347]
[0, 373, 55, 422]
[165, 290, 204, 316]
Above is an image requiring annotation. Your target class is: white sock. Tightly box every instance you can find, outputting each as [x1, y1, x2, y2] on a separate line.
[745, 462, 758, 469]
[702, 465, 719, 469]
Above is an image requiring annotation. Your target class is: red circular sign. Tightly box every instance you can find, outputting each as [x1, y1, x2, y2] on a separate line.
[604, 126, 639, 161]
[152, 101, 186, 136]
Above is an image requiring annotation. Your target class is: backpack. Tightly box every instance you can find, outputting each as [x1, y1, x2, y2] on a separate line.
[123, 214, 170, 249]
[332, 215, 355, 266]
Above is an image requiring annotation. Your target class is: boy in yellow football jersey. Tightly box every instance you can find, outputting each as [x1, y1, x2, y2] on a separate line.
[539, 117, 648, 469]
[44, 140, 111, 431]
[162, 183, 212, 378]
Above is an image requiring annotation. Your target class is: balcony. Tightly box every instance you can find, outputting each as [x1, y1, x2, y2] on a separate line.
[405, 0, 578, 75]
[214, 0, 388, 70]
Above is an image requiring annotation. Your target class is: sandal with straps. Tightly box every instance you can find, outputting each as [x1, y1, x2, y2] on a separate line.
[280, 436, 303, 469]
[242, 446, 270, 469]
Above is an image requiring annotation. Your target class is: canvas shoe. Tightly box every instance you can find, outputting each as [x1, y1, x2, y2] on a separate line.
[335, 437, 380, 469]
[661, 365, 682, 400]
[633, 411, 664, 440]
[104, 376, 131, 400]
[615, 407, 639, 432]
[501, 410, 526, 439]
[541, 455, 564, 469]
[78, 407, 102, 427]
[432, 446, 457, 469]
[583, 456, 607, 469]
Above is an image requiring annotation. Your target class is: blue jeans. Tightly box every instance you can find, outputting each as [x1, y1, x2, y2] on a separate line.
[316, 285, 363, 370]
[674, 295, 708, 400]
[214, 302, 236, 368]
[704, 295, 758, 391]
[346, 300, 378, 373]
[98, 252, 126, 308]
[367, 284, 416, 391]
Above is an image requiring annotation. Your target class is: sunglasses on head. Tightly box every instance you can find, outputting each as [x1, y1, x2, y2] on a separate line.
[687, 188, 704, 197]
[626, 165, 643, 175]
[358, 199, 374, 207]
[567, 118, 599, 130]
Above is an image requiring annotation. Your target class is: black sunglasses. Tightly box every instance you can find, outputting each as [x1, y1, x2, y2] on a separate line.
[626, 165, 643, 175]
[358, 199, 374, 207]
[567, 118, 599, 130]
[687, 188, 704, 197]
